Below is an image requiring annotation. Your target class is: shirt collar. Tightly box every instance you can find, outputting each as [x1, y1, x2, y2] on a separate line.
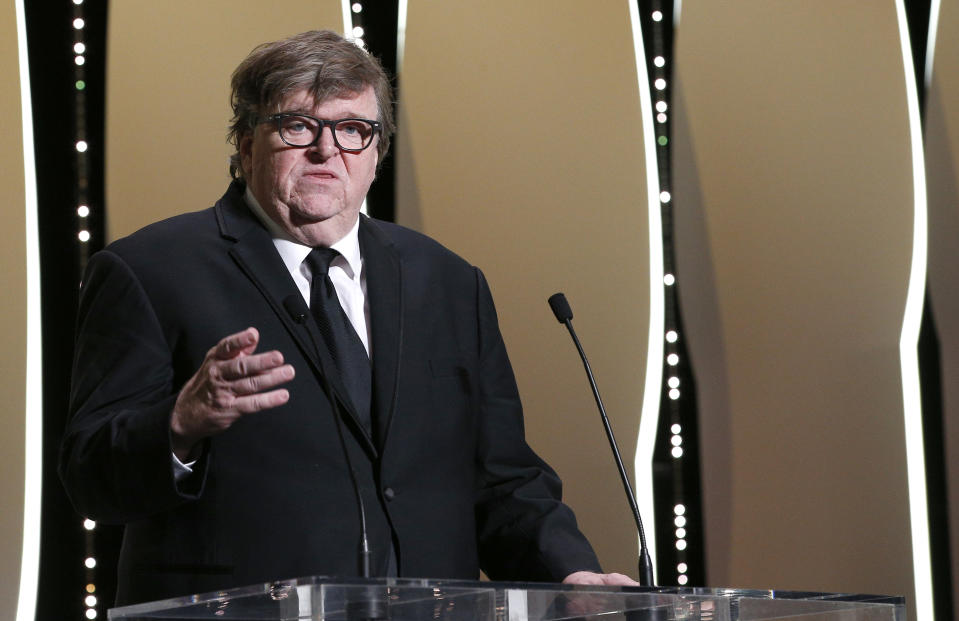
[244, 185, 363, 280]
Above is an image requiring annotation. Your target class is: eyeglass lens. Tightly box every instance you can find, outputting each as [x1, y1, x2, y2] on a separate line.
[278, 116, 375, 150]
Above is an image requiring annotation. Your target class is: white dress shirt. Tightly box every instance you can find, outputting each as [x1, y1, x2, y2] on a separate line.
[174, 189, 370, 479]
[244, 187, 371, 355]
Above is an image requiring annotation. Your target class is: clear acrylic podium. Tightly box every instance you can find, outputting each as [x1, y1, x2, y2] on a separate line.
[108, 576, 905, 621]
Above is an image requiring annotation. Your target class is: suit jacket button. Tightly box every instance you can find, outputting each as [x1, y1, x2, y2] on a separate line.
[383, 487, 395, 501]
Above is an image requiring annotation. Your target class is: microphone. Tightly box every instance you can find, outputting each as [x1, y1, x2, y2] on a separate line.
[283, 295, 309, 324]
[547, 292, 655, 587]
[283, 295, 374, 580]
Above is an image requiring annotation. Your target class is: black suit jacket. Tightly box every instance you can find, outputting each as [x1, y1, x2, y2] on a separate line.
[60, 182, 600, 605]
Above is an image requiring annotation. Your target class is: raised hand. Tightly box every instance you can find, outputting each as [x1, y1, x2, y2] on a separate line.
[170, 327, 294, 461]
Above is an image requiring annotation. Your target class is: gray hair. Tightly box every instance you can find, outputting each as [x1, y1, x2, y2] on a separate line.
[227, 30, 394, 179]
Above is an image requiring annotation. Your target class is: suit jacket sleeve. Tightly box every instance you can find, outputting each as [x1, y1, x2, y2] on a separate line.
[59, 249, 207, 523]
[470, 268, 602, 581]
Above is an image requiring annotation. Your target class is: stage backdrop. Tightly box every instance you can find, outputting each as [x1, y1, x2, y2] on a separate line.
[925, 0, 959, 610]
[105, 0, 660, 582]
[1, 1, 38, 620]
[395, 0, 659, 578]
[100, 2, 953, 616]
[673, 1, 928, 618]
[105, 0, 346, 240]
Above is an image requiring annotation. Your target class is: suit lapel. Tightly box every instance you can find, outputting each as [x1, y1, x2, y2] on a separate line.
[359, 217, 402, 449]
[215, 184, 377, 456]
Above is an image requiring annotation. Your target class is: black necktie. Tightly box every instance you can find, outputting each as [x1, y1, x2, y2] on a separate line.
[305, 247, 372, 435]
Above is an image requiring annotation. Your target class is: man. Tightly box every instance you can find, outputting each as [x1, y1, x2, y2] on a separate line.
[60, 30, 634, 605]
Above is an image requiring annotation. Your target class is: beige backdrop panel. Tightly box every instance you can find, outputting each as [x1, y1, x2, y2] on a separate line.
[397, 1, 653, 578]
[926, 0, 959, 609]
[674, 0, 918, 608]
[0, 0, 29, 617]
[106, 1, 344, 241]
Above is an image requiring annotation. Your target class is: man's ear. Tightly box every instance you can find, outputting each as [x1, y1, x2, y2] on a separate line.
[239, 133, 254, 177]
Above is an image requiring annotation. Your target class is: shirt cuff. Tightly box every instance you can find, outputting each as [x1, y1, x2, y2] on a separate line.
[172, 452, 197, 481]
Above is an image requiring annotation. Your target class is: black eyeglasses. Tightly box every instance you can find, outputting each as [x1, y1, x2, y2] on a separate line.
[260, 113, 381, 152]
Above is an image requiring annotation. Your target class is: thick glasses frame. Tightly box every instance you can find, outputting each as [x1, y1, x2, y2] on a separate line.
[260, 113, 382, 152]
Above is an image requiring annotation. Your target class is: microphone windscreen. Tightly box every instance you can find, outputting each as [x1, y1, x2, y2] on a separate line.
[283, 294, 309, 324]
[547, 293, 573, 323]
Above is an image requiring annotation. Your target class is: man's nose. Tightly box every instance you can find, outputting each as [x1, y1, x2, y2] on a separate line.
[309, 125, 339, 159]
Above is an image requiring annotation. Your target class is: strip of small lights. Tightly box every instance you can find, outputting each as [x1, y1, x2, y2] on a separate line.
[343, 0, 372, 217]
[628, 0, 666, 584]
[345, 1, 366, 49]
[83, 518, 98, 619]
[644, 0, 696, 587]
[73, 0, 92, 261]
[71, 3, 99, 617]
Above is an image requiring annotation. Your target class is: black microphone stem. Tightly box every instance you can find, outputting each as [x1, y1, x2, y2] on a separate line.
[284, 296, 372, 578]
[561, 317, 655, 587]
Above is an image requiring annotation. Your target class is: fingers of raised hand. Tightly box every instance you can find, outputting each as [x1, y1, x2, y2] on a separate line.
[212, 327, 260, 360]
[230, 388, 291, 414]
[201, 349, 293, 404]
[228, 361, 295, 397]
[218, 350, 288, 383]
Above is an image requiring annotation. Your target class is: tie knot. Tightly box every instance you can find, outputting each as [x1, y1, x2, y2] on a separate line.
[306, 247, 340, 277]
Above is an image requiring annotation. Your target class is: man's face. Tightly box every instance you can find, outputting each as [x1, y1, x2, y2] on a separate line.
[240, 86, 379, 246]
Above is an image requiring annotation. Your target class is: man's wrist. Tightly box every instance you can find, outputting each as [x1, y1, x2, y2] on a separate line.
[170, 408, 202, 462]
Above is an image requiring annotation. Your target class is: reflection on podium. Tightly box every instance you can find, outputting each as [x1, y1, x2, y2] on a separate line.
[108, 576, 904, 621]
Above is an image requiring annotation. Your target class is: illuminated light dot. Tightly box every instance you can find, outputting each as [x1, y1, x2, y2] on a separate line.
[660, 191, 671, 203]
[677, 562, 688, 573]
[654, 55, 665, 67]
[73, 0, 83, 4]
[73, 17, 85, 29]
[657, 113, 667, 123]
[675, 516, 687, 528]
[84, 557, 96, 569]
[76, 140, 88, 152]
[663, 273, 675, 286]
[676, 527, 686, 539]
[352, 2, 362, 12]
[352, 26, 364, 37]
[85, 595, 97, 607]
[79, 231, 91, 242]
[668, 376, 680, 389]
[678, 575, 689, 585]
[82, 518, 95, 529]
[86, 584, 96, 593]
[665, 330, 678, 343]
[656, 101, 667, 112]
[669, 388, 680, 400]
[652, 10, 663, 22]
[657, 135, 668, 146]
[676, 539, 687, 551]
[654, 78, 666, 90]
[74, 42, 86, 54]
[86, 609, 97, 620]
[75, 55, 85, 66]
[671, 446, 684, 458]
[76, 80, 86, 90]
[670, 423, 681, 434]
[670, 434, 682, 447]
[354, 38, 366, 49]
[667, 353, 679, 365]
[674, 504, 686, 516]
